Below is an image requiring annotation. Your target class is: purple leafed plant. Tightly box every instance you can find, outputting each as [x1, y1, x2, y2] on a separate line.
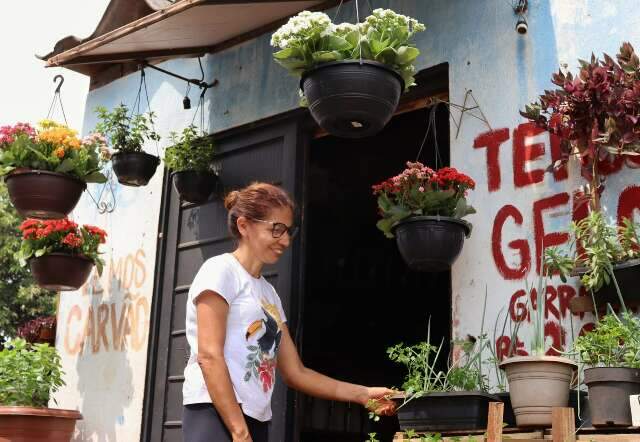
[17, 316, 56, 344]
[521, 42, 640, 210]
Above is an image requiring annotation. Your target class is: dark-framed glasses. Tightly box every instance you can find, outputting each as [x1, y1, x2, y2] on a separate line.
[252, 218, 299, 239]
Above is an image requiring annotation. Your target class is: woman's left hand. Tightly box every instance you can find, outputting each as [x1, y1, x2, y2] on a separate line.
[361, 387, 398, 416]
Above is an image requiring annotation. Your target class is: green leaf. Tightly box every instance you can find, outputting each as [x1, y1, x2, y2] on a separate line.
[321, 35, 351, 52]
[312, 51, 340, 63]
[273, 47, 302, 60]
[83, 171, 108, 183]
[375, 47, 398, 65]
[396, 46, 420, 64]
[370, 39, 388, 55]
[344, 30, 361, 47]
[34, 249, 46, 258]
[55, 159, 75, 173]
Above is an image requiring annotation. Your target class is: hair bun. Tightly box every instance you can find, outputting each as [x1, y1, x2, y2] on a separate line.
[224, 190, 240, 211]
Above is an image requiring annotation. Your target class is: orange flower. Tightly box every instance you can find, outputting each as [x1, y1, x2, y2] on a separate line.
[54, 147, 65, 158]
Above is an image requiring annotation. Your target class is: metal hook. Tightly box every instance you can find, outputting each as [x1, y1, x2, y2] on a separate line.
[53, 75, 64, 93]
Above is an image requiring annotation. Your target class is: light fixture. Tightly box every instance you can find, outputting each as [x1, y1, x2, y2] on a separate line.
[514, 0, 528, 34]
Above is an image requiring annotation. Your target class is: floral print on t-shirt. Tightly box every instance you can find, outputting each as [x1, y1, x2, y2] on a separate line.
[244, 299, 283, 392]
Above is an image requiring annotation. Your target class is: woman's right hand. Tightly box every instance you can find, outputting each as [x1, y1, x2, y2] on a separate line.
[231, 429, 253, 442]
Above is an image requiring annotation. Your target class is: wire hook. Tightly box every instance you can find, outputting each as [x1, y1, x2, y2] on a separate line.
[53, 75, 64, 93]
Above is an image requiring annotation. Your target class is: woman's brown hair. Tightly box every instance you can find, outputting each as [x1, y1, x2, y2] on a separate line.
[224, 182, 295, 238]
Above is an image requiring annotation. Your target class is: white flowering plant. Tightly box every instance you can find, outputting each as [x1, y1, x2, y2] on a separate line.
[271, 9, 425, 90]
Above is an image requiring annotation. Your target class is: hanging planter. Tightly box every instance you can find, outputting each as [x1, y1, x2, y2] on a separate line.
[17, 219, 107, 291]
[0, 122, 108, 219]
[392, 215, 471, 272]
[164, 126, 218, 204]
[111, 151, 161, 187]
[301, 60, 403, 138]
[272, 9, 425, 138]
[373, 162, 476, 272]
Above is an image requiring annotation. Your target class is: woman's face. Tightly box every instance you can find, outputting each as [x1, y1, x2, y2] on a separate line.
[237, 206, 295, 264]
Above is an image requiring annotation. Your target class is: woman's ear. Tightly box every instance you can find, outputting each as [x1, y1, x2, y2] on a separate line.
[236, 216, 250, 238]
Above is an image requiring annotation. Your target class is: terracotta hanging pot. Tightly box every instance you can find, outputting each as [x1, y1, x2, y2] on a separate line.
[111, 152, 160, 187]
[30, 253, 94, 291]
[5, 170, 86, 219]
[499, 355, 577, 427]
[172, 170, 218, 204]
[391, 216, 471, 272]
[0, 406, 82, 442]
[300, 60, 403, 138]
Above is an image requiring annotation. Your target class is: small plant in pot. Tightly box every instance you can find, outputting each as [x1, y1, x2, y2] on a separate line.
[372, 161, 475, 272]
[95, 104, 161, 187]
[545, 212, 640, 309]
[16, 218, 106, 291]
[0, 120, 108, 219]
[271, 9, 425, 138]
[0, 338, 81, 441]
[573, 311, 640, 427]
[387, 320, 499, 432]
[17, 316, 57, 346]
[164, 125, 218, 204]
[498, 259, 577, 428]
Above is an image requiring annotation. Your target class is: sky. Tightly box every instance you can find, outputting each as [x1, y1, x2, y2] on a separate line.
[0, 0, 110, 131]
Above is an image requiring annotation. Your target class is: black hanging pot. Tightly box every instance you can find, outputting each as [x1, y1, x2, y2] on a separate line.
[391, 216, 471, 272]
[576, 259, 640, 307]
[172, 170, 218, 204]
[111, 152, 160, 187]
[300, 60, 404, 138]
[30, 253, 94, 291]
[5, 170, 86, 219]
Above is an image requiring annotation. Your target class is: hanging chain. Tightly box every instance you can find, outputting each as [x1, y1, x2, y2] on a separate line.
[46, 75, 68, 125]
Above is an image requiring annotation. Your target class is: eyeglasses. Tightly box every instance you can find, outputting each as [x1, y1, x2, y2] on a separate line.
[251, 218, 299, 239]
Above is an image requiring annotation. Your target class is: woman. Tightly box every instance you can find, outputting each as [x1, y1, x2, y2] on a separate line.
[182, 182, 395, 442]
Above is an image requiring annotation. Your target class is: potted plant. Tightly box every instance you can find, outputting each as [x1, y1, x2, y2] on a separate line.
[17, 316, 57, 346]
[372, 161, 475, 272]
[271, 9, 425, 138]
[499, 259, 577, 427]
[545, 211, 640, 309]
[164, 125, 218, 204]
[573, 312, 640, 427]
[0, 338, 81, 441]
[521, 42, 640, 306]
[95, 104, 161, 186]
[16, 218, 106, 291]
[388, 321, 499, 432]
[0, 120, 108, 219]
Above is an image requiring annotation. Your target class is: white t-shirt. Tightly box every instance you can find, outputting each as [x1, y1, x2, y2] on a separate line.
[182, 253, 287, 422]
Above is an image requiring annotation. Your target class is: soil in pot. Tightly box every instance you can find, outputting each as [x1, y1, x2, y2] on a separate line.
[111, 152, 160, 187]
[301, 60, 403, 139]
[391, 216, 471, 272]
[0, 406, 81, 442]
[30, 253, 94, 291]
[5, 170, 86, 219]
[172, 170, 218, 204]
[499, 355, 577, 427]
[395, 392, 500, 432]
[584, 367, 640, 427]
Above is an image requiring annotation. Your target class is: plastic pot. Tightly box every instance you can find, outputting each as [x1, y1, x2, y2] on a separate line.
[584, 367, 640, 427]
[395, 391, 500, 432]
[391, 216, 471, 272]
[300, 60, 403, 138]
[499, 355, 577, 427]
[172, 170, 218, 204]
[576, 259, 640, 308]
[495, 389, 589, 428]
[111, 152, 160, 187]
[5, 170, 86, 219]
[30, 253, 94, 291]
[0, 407, 81, 442]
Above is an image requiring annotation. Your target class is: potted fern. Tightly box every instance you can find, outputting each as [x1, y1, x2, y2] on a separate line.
[271, 9, 425, 138]
[0, 338, 81, 441]
[163, 125, 218, 204]
[95, 104, 161, 187]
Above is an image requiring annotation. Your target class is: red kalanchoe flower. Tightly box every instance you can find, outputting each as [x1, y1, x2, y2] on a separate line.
[85, 225, 108, 244]
[62, 232, 83, 248]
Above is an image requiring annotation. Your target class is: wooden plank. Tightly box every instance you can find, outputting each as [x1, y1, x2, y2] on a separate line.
[487, 402, 504, 442]
[552, 407, 575, 442]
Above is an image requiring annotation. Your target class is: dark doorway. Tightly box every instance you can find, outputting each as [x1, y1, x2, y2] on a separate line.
[299, 104, 452, 442]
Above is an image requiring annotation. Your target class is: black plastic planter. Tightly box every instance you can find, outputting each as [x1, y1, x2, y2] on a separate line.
[30, 253, 94, 291]
[391, 216, 471, 272]
[577, 259, 640, 307]
[300, 60, 404, 138]
[584, 367, 640, 427]
[395, 392, 500, 432]
[5, 170, 86, 219]
[172, 170, 218, 204]
[111, 152, 160, 187]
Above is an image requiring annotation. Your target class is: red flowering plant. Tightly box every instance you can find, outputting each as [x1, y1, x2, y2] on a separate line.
[372, 161, 476, 238]
[16, 219, 107, 275]
[520, 42, 640, 211]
